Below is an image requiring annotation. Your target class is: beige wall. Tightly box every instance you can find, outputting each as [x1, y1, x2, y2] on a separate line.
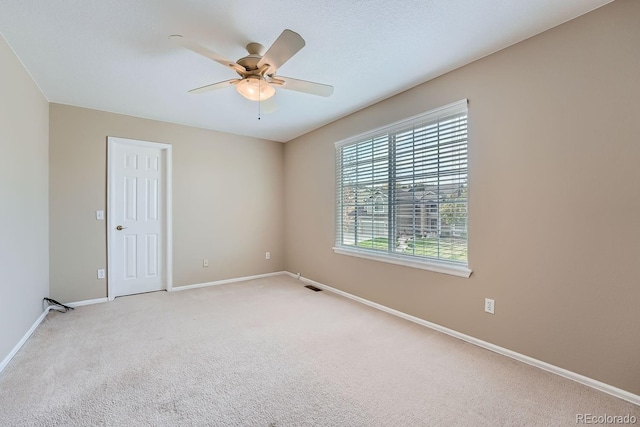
[0, 35, 49, 362]
[284, 0, 640, 395]
[49, 104, 284, 303]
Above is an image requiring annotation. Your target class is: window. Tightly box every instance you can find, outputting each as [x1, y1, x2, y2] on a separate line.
[334, 100, 471, 278]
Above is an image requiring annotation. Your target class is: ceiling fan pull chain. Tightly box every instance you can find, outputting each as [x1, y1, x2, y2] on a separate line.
[258, 80, 262, 120]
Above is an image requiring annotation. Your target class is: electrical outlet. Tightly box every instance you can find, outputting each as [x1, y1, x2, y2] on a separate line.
[485, 298, 495, 314]
[203, 259, 209, 267]
[97, 269, 105, 279]
[265, 252, 271, 260]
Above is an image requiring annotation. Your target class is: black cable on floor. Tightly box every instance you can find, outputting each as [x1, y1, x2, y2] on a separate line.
[43, 297, 74, 313]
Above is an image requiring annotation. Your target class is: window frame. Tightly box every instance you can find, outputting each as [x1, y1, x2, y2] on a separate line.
[333, 99, 472, 278]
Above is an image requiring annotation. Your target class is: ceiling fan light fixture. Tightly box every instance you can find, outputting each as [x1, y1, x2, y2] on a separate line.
[236, 76, 275, 101]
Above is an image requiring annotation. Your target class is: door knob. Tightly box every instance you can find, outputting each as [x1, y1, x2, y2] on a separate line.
[116, 225, 127, 231]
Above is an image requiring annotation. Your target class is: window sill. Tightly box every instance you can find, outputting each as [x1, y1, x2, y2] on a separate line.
[332, 246, 472, 278]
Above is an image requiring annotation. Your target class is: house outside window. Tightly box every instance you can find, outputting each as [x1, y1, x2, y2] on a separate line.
[334, 100, 471, 278]
[373, 195, 385, 213]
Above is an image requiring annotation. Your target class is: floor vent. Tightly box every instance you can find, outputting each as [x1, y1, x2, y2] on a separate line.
[304, 285, 323, 292]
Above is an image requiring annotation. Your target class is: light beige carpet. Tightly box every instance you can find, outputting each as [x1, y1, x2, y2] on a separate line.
[0, 276, 638, 426]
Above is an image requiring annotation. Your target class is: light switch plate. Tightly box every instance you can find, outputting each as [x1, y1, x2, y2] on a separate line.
[96, 210, 104, 220]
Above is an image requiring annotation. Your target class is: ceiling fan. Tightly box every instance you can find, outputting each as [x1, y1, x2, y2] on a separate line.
[170, 29, 333, 103]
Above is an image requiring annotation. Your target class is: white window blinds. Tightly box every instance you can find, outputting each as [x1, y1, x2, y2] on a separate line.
[335, 100, 469, 269]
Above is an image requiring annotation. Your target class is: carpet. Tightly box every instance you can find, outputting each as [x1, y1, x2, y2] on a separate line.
[0, 275, 638, 426]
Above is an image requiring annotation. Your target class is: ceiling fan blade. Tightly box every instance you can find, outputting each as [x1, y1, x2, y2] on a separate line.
[188, 79, 240, 94]
[169, 35, 246, 75]
[257, 30, 305, 73]
[272, 76, 334, 97]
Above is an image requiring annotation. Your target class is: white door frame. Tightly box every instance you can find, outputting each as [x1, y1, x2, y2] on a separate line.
[107, 136, 173, 300]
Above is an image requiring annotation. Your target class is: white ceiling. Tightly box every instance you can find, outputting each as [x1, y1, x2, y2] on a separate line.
[0, 0, 611, 142]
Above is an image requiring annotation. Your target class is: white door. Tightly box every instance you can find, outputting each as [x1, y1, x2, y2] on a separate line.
[108, 137, 172, 299]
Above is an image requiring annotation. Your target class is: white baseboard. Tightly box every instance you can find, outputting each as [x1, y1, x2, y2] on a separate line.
[171, 271, 288, 292]
[67, 297, 109, 307]
[284, 272, 640, 406]
[0, 307, 52, 374]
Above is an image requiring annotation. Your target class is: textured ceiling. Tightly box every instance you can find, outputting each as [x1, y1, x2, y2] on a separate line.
[0, 0, 611, 142]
